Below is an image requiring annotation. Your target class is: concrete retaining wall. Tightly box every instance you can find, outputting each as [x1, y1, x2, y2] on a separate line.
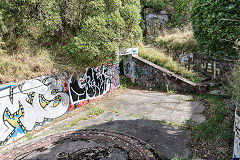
[178, 53, 237, 81]
[0, 63, 120, 146]
[233, 105, 240, 159]
[123, 55, 207, 93]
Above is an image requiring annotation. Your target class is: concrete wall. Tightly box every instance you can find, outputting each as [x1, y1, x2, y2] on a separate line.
[123, 55, 207, 93]
[0, 63, 120, 146]
[144, 8, 171, 40]
[178, 53, 237, 81]
[233, 106, 240, 159]
[234, 108, 240, 159]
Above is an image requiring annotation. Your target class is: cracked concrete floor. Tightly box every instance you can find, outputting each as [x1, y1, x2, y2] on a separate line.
[0, 88, 206, 159]
[98, 89, 206, 124]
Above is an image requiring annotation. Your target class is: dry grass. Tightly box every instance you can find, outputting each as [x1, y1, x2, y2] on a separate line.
[138, 43, 199, 82]
[0, 38, 53, 83]
[0, 37, 82, 84]
[156, 26, 197, 54]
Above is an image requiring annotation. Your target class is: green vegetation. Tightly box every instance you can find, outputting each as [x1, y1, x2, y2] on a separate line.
[191, 0, 240, 59]
[231, 64, 240, 112]
[166, 84, 176, 94]
[66, 0, 142, 67]
[119, 75, 138, 89]
[87, 107, 105, 117]
[191, 94, 234, 159]
[155, 27, 197, 53]
[171, 0, 192, 27]
[138, 44, 200, 82]
[173, 154, 198, 160]
[140, 0, 168, 11]
[0, 0, 142, 83]
[71, 106, 104, 126]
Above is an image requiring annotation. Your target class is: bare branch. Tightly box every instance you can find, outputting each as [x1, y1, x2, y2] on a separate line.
[220, 19, 240, 22]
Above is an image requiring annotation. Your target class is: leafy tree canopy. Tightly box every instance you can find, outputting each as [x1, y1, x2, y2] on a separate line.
[191, 0, 240, 59]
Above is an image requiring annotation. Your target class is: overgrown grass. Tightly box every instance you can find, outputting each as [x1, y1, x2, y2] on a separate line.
[194, 94, 231, 140]
[119, 75, 138, 89]
[155, 27, 197, 54]
[0, 37, 82, 84]
[0, 37, 53, 83]
[138, 44, 200, 82]
[191, 94, 234, 159]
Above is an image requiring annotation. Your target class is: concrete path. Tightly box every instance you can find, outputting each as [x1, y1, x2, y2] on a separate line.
[0, 88, 206, 159]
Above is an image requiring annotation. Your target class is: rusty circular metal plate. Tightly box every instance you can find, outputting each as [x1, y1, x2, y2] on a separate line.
[1, 129, 167, 160]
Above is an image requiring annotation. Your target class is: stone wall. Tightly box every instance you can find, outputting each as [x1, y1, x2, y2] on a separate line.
[123, 55, 207, 93]
[0, 63, 120, 146]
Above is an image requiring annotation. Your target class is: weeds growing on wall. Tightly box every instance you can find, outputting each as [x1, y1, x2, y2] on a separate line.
[138, 44, 200, 82]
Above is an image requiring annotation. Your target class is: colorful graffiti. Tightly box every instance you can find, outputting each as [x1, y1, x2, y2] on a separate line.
[69, 64, 120, 107]
[123, 54, 207, 93]
[0, 77, 69, 145]
[0, 63, 120, 146]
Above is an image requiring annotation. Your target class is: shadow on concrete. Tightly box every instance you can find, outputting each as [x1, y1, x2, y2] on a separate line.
[9, 119, 191, 160]
[87, 119, 190, 159]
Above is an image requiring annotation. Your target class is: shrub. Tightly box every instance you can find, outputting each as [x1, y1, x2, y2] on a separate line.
[171, 0, 192, 27]
[67, 0, 142, 67]
[141, 0, 167, 11]
[191, 0, 240, 59]
[0, 0, 142, 67]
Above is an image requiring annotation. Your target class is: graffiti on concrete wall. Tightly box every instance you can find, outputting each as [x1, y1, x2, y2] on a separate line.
[123, 56, 135, 82]
[233, 109, 240, 159]
[0, 63, 120, 146]
[200, 62, 220, 79]
[69, 64, 120, 106]
[178, 53, 237, 80]
[0, 77, 69, 145]
[144, 8, 171, 39]
[123, 54, 207, 93]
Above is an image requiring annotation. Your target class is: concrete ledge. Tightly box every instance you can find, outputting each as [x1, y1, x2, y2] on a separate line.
[123, 55, 207, 94]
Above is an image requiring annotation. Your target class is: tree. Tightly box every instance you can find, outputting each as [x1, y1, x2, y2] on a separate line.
[66, 0, 142, 67]
[0, 0, 142, 67]
[191, 0, 240, 59]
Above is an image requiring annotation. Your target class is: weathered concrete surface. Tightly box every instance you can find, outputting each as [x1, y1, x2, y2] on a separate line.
[98, 89, 206, 124]
[88, 115, 190, 159]
[0, 88, 206, 159]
